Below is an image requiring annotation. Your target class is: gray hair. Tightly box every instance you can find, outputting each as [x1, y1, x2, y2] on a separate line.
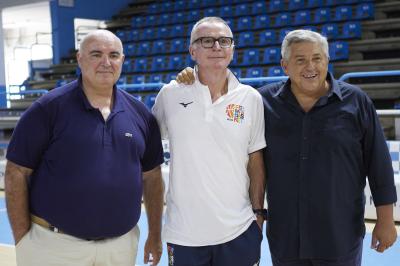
[190, 17, 233, 44]
[79, 29, 123, 54]
[281, 29, 329, 61]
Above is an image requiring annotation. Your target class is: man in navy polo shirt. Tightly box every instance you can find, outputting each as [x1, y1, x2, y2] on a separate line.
[5, 30, 164, 266]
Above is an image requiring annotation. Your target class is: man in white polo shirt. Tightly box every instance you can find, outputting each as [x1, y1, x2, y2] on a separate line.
[152, 17, 266, 265]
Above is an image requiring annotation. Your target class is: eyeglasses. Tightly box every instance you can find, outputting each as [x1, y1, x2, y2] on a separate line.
[192, 37, 234, 48]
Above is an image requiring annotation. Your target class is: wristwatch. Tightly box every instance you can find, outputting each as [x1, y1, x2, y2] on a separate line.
[253, 208, 268, 220]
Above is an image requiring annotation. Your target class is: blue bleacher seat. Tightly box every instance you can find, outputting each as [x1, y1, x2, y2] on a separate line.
[237, 17, 253, 31]
[117, 76, 127, 85]
[254, 15, 270, 30]
[334, 6, 352, 21]
[321, 23, 339, 40]
[258, 30, 277, 46]
[307, 0, 323, 8]
[171, 25, 185, 38]
[238, 32, 255, 48]
[152, 40, 165, 55]
[131, 16, 144, 28]
[343, 0, 358, 3]
[189, 0, 201, 8]
[160, 14, 170, 24]
[132, 75, 146, 84]
[268, 66, 284, 77]
[133, 58, 147, 72]
[289, 0, 305, 10]
[168, 55, 185, 70]
[185, 54, 195, 67]
[161, 2, 173, 12]
[242, 49, 259, 66]
[200, 0, 214, 7]
[148, 3, 158, 14]
[252, 1, 268, 15]
[116, 30, 126, 41]
[174, 0, 187, 11]
[186, 10, 201, 22]
[294, 10, 311, 25]
[231, 68, 242, 78]
[329, 41, 349, 61]
[204, 8, 217, 17]
[275, 13, 292, 27]
[246, 67, 264, 78]
[172, 12, 185, 24]
[170, 39, 186, 53]
[302, 25, 318, 32]
[314, 8, 331, 24]
[279, 28, 294, 42]
[219, 6, 234, 18]
[137, 42, 151, 55]
[144, 94, 157, 109]
[122, 60, 131, 73]
[151, 56, 168, 71]
[231, 54, 238, 66]
[141, 28, 154, 40]
[342, 21, 362, 39]
[149, 74, 163, 83]
[263, 48, 281, 64]
[225, 18, 235, 29]
[157, 27, 170, 39]
[165, 73, 177, 82]
[355, 3, 374, 19]
[270, 0, 285, 13]
[146, 15, 158, 26]
[128, 29, 140, 42]
[235, 4, 249, 16]
[126, 44, 136, 56]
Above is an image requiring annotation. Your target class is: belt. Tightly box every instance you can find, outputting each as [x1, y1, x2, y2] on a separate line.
[30, 214, 106, 241]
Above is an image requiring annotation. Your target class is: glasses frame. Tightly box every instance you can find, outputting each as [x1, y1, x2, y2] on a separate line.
[192, 36, 234, 49]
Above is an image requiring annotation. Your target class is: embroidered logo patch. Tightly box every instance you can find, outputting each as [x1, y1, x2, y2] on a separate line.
[226, 104, 244, 123]
[168, 245, 174, 266]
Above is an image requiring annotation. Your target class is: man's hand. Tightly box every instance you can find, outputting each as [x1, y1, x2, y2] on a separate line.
[371, 204, 397, 253]
[176, 67, 195, 84]
[256, 216, 264, 232]
[144, 234, 162, 265]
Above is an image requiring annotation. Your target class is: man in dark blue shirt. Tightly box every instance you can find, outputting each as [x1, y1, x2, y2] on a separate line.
[175, 29, 398, 266]
[5, 30, 164, 266]
[259, 29, 397, 266]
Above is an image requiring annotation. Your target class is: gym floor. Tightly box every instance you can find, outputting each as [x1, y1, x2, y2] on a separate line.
[0, 191, 399, 266]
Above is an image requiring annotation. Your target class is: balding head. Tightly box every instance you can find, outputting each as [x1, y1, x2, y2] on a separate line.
[79, 29, 123, 55]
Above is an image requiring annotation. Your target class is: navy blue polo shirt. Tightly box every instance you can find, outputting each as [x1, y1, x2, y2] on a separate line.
[7, 76, 164, 239]
[259, 73, 397, 259]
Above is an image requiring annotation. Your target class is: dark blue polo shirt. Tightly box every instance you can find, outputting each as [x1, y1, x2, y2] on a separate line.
[259, 73, 397, 259]
[7, 76, 164, 239]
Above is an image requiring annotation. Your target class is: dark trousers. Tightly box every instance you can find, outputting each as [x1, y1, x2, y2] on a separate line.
[167, 221, 262, 266]
[271, 238, 363, 266]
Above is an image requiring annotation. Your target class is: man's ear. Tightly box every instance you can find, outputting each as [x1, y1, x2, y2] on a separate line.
[189, 45, 196, 61]
[281, 59, 289, 76]
[76, 52, 82, 68]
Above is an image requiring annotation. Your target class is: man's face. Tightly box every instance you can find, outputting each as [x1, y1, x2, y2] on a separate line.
[77, 35, 124, 89]
[189, 22, 234, 70]
[281, 41, 329, 96]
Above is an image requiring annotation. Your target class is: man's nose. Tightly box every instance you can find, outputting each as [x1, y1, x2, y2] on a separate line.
[212, 40, 222, 50]
[101, 55, 111, 65]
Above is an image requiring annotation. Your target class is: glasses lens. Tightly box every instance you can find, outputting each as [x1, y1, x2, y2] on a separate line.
[219, 37, 232, 48]
[201, 37, 215, 48]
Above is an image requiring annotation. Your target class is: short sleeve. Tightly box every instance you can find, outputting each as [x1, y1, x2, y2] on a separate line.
[248, 90, 267, 154]
[6, 102, 50, 169]
[140, 112, 164, 172]
[152, 87, 168, 139]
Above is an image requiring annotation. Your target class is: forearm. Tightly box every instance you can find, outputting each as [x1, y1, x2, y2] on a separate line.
[248, 150, 266, 209]
[4, 161, 33, 243]
[143, 166, 164, 237]
[376, 204, 395, 224]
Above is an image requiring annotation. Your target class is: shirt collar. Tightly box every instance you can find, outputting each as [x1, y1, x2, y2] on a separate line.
[193, 65, 240, 91]
[77, 75, 125, 113]
[274, 72, 343, 101]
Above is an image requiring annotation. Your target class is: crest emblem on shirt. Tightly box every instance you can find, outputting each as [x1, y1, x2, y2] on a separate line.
[226, 104, 244, 123]
[168, 245, 174, 265]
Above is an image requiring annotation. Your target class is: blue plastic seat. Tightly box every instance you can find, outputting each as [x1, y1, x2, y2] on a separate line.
[174, 0, 187, 11]
[279, 28, 294, 42]
[204, 8, 217, 17]
[141, 28, 154, 40]
[219, 6, 234, 18]
[329, 41, 349, 61]
[321, 23, 339, 40]
[268, 66, 284, 77]
[131, 16, 144, 28]
[238, 32, 255, 48]
[144, 94, 158, 109]
[149, 74, 163, 84]
[117, 75, 127, 85]
[126, 44, 136, 56]
[132, 75, 146, 84]
[159, 14, 170, 25]
[237, 17, 253, 31]
[294, 10, 311, 25]
[185, 54, 195, 67]
[122, 60, 132, 73]
[302, 25, 318, 32]
[225, 18, 235, 29]
[157, 27, 170, 39]
[252, 1, 268, 15]
[231, 54, 238, 66]
[241, 49, 259, 66]
[235, 4, 249, 16]
[165, 73, 177, 83]
[355, 3, 374, 19]
[246, 67, 264, 78]
[127, 29, 139, 42]
[170, 39, 186, 53]
[275, 12, 291, 27]
[289, 0, 304, 11]
[342, 21, 362, 39]
[151, 56, 168, 71]
[147, 3, 159, 14]
[137, 42, 151, 55]
[168, 55, 185, 70]
[254, 15, 270, 30]
[151, 41, 165, 55]
[172, 12, 185, 24]
[258, 30, 277, 46]
[231, 68, 242, 78]
[270, 0, 285, 13]
[116, 30, 126, 42]
[263, 48, 281, 64]
[133, 58, 147, 72]
[334, 6, 352, 21]
[307, 0, 323, 8]
[314, 8, 331, 24]
[171, 25, 185, 38]
[161, 2, 173, 12]
[186, 10, 201, 22]
[146, 15, 158, 26]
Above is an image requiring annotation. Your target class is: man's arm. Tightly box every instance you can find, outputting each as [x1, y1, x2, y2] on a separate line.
[371, 204, 397, 253]
[143, 165, 164, 265]
[248, 150, 266, 230]
[5, 160, 33, 244]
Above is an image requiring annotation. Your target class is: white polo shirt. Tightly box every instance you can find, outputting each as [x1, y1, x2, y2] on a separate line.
[152, 69, 266, 246]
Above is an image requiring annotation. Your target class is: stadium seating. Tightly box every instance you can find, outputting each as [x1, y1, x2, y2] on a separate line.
[242, 49, 260, 66]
